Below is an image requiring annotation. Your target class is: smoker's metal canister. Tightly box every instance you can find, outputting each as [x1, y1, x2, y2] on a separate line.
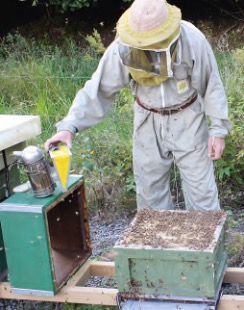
[14, 146, 56, 198]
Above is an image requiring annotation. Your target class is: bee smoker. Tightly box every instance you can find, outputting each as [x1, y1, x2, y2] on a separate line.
[13, 146, 56, 198]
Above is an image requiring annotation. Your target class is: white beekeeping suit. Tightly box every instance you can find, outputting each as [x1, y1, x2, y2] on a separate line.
[45, 0, 232, 211]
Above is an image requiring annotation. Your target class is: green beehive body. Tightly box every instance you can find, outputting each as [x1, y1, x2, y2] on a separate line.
[0, 164, 20, 281]
[1, 211, 55, 293]
[0, 114, 42, 282]
[0, 164, 21, 202]
[0, 175, 91, 296]
[0, 223, 7, 280]
[0, 142, 26, 280]
[114, 210, 227, 301]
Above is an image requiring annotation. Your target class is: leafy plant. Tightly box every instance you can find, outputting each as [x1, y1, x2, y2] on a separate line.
[31, 0, 98, 12]
[85, 29, 106, 58]
[227, 231, 244, 267]
[214, 48, 244, 188]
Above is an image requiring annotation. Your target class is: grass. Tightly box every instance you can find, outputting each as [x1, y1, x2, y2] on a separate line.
[0, 35, 99, 139]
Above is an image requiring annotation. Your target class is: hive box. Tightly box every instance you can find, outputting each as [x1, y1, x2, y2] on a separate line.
[0, 114, 41, 202]
[0, 175, 91, 296]
[0, 115, 42, 280]
[114, 209, 228, 302]
[0, 223, 7, 281]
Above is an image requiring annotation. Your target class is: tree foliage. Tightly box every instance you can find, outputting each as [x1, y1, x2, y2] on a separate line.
[33, 0, 98, 12]
[29, 0, 130, 13]
[23, 0, 244, 20]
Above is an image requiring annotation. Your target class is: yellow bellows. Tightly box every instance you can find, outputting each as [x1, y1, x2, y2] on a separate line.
[50, 145, 72, 192]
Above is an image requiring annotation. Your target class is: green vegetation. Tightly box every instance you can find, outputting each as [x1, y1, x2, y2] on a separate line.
[30, 0, 130, 12]
[215, 48, 244, 186]
[26, 0, 243, 20]
[0, 29, 242, 213]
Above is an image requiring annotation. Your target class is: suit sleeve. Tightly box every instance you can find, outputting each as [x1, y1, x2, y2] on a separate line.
[191, 36, 232, 137]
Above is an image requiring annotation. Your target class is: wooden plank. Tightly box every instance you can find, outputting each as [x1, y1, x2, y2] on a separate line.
[67, 261, 91, 287]
[0, 282, 244, 309]
[218, 295, 244, 310]
[0, 282, 118, 305]
[90, 261, 115, 278]
[58, 286, 118, 305]
[223, 267, 244, 284]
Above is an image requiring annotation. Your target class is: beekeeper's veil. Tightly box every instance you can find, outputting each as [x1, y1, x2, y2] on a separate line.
[116, 0, 182, 86]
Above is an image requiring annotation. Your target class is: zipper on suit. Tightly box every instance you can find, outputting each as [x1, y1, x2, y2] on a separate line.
[160, 83, 165, 108]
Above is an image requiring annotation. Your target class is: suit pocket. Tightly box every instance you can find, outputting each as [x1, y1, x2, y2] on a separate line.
[133, 103, 151, 131]
[174, 66, 188, 80]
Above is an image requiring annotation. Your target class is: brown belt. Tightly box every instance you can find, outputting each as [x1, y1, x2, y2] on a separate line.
[136, 95, 198, 115]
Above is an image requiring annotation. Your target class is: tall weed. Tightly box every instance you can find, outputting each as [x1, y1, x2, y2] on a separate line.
[215, 48, 244, 189]
[0, 32, 99, 140]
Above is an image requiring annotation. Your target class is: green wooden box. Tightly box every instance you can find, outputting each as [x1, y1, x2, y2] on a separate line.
[0, 222, 8, 281]
[0, 161, 20, 281]
[0, 114, 42, 282]
[0, 164, 21, 202]
[0, 142, 26, 202]
[0, 143, 26, 280]
[0, 175, 91, 296]
[0, 164, 18, 280]
[114, 210, 228, 302]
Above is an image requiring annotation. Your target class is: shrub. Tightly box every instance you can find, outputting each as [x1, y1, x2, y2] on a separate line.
[215, 48, 244, 188]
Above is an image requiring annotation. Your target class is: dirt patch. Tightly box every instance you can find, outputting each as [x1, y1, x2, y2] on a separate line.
[118, 209, 227, 251]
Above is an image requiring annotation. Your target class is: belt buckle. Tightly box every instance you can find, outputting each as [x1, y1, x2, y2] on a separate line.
[160, 108, 179, 115]
[160, 110, 169, 115]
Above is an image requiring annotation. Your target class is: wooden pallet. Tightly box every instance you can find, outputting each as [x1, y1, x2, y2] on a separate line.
[0, 262, 243, 310]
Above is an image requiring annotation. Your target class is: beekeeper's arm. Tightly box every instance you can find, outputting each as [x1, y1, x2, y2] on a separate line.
[45, 41, 130, 152]
[191, 34, 232, 160]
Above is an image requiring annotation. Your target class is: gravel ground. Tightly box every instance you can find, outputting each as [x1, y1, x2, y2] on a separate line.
[0, 212, 243, 309]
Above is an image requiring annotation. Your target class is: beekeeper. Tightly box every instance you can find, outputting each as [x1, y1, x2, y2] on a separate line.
[45, 0, 232, 211]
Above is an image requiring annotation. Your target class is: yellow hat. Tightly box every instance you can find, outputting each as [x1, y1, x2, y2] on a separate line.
[116, 0, 181, 49]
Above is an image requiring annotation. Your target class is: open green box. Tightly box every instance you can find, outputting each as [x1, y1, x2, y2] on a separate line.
[0, 175, 91, 296]
[114, 210, 228, 301]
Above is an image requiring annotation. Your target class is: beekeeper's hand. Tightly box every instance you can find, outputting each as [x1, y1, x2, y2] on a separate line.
[208, 136, 225, 160]
[44, 130, 73, 153]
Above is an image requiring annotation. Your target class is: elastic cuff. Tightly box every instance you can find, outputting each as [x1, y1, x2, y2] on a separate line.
[209, 135, 225, 139]
[56, 123, 77, 136]
[208, 127, 229, 138]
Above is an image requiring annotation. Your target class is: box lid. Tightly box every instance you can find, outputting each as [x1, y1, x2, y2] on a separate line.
[0, 175, 83, 213]
[0, 115, 41, 151]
